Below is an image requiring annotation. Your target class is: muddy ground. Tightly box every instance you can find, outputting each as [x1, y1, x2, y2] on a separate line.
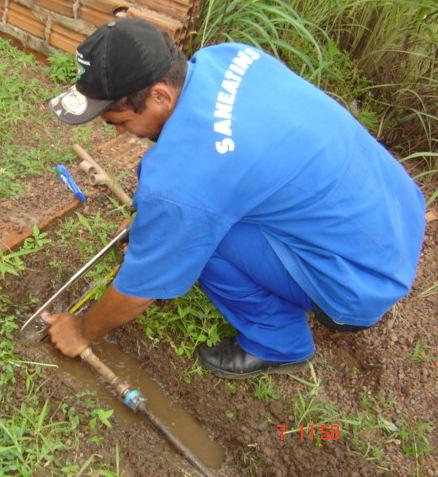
[2, 45, 437, 477]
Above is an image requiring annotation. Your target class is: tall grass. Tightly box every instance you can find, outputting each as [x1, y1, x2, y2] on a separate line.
[193, 0, 437, 203]
[198, 1, 329, 86]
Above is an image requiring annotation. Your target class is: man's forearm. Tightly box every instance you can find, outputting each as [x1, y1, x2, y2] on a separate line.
[80, 283, 153, 342]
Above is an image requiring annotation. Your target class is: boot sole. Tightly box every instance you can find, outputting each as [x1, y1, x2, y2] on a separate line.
[200, 359, 312, 380]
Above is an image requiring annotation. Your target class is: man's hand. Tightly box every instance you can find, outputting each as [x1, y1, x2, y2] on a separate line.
[41, 311, 90, 358]
[41, 284, 153, 359]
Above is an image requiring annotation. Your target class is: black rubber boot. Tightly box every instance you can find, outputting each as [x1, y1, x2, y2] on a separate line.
[197, 337, 312, 379]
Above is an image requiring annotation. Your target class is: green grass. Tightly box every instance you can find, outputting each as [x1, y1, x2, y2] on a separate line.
[0, 38, 111, 200]
[408, 339, 436, 363]
[398, 419, 434, 459]
[138, 284, 234, 358]
[0, 39, 50, 198]
[48, 51, 76, 84]
[253, 374, 280, 402]
[0, 226, 51, 279]
[0, 381, 123, 476]
[0, 296, 122, 476]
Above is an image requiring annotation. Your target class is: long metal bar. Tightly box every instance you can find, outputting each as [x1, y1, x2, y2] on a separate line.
[20, 228, 128, 332]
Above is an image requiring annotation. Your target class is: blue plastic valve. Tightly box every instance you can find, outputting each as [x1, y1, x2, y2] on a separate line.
[124, 389, 147, 412]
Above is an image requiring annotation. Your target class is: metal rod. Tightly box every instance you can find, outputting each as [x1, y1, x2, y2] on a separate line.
[20, 228, 128, 332]
[139, 402, 216, 477]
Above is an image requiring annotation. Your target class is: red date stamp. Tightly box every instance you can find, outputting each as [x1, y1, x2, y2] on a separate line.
[276, 423, 341, 442]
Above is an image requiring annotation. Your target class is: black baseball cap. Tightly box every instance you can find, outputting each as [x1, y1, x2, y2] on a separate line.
[49, 18, 175, 125]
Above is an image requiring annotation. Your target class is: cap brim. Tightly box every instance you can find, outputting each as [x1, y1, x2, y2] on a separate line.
[48, 86, 115, 125]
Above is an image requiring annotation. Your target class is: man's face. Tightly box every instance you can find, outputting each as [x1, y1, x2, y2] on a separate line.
[101, 103, 163, 140]
[100, 84, 176, 140]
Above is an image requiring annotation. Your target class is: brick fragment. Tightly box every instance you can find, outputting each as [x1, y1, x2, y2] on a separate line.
[127, 7, 182, 38]
[49, 24, 86, 53]
[80, 0, 130, 15]
[7, 2, 45, 39]
[0, 200, 80, 252]
[135, 0, 191, 22]
[36, 0, 74, 17]
[78, 5, 113, 26]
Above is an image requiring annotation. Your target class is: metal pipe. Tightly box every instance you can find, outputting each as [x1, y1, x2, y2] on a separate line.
[73, 144, 132, 207]
[89, 172, 108, 186]
[79, 160, 97, 177]
[80, 347, 216, 477]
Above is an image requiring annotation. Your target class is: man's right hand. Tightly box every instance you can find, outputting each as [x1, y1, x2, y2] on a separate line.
[43, 284, 153, 359]
[41, 311, 90, 358]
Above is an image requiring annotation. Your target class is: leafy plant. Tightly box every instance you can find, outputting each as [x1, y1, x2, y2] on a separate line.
[88, 408, 114, 444]
[0, 226, 51, 279]
[397, 420, 433, 458]
[0, 395, 78, 475]
[48, 51, 77, 84]
[56, 212, 118, 261]
[138, 285, 234, 358]
[0, 314, 17, 388]
[408, 339, 435, 363]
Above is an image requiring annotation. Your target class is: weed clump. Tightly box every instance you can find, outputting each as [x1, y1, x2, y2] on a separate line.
[48, 51, 77, 84]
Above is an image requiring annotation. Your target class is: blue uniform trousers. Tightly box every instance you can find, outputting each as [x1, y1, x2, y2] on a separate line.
[199, 222, 316, 362]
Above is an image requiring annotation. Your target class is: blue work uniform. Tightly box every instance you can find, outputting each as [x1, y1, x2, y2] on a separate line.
[114, 43, 425, 361]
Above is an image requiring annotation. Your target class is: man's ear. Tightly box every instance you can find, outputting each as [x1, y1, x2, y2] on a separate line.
[149, 84, 175, 111]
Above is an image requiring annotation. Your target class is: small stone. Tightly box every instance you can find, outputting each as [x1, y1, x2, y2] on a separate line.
[269, 400, 283, 418]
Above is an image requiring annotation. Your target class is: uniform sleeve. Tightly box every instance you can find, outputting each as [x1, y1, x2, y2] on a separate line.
[113, 192, 231, 299]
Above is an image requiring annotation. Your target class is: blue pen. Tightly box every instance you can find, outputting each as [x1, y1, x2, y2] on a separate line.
[55, 164, 87, 202]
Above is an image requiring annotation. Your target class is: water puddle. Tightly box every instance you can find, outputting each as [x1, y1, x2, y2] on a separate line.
[21, 329, 225, 471]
